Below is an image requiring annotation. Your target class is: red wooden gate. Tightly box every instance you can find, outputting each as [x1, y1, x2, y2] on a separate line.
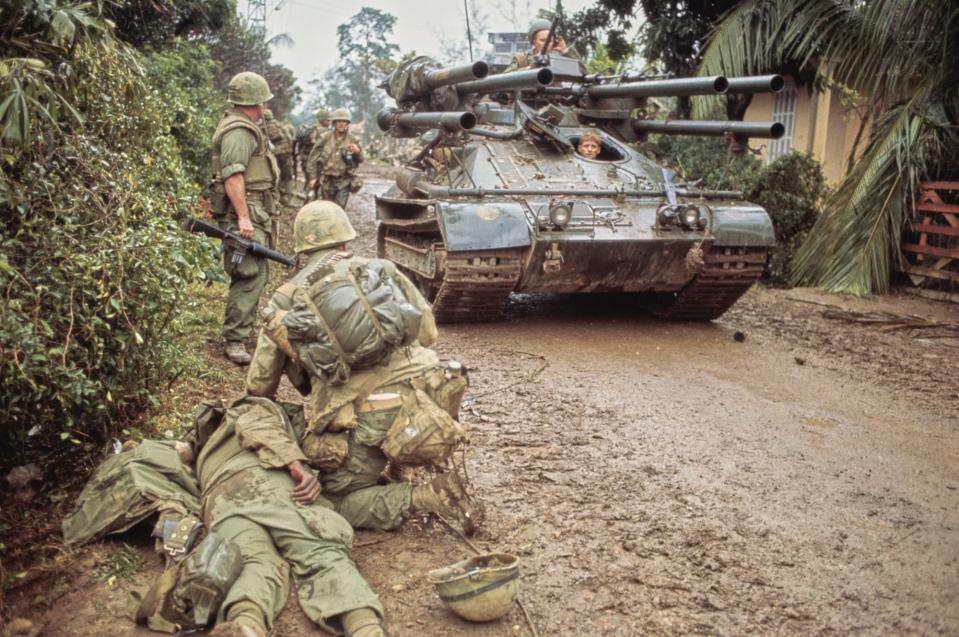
[901, 181, 959, 289]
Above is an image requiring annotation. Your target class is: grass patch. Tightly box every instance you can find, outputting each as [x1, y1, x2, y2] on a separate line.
[94, 544, 144, 585]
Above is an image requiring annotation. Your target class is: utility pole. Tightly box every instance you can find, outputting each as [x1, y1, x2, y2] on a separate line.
[247, 0, 267, 37]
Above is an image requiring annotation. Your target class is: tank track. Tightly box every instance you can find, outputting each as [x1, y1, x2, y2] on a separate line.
[654, 246, 768, 321]
[431, 250, 524, 323]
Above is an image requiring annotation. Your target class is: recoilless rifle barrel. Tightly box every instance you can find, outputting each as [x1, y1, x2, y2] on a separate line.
[377, 108, 477, 133]
[587, 75, 729, 99]
[455, 68, 554, 95]
[423, 61, 489, 89]
[632, 119, 786, 139]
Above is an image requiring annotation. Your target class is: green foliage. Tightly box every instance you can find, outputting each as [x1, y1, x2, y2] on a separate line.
[657, 136, 826, 283]
[316, 8, 399, 142]
[0, 6, 215, 473]
[699, 0, 959, 293]
[565, 0, 640, 60]
[749, 152, 825, 282]
[656, 134, 765, 192]
[94, 543, 144, 583]
[205, 16, 301, 119]
[142, 42, 222, 183]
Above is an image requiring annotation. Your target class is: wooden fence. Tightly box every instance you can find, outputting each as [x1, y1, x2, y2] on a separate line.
[900, 181, 959, 290]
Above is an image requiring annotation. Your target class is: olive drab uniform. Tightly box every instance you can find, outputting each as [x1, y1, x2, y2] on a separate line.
[197, 397, 383, 634]
[210, 109, 279, 344]
[296, 124, 323, 194]
[246, 248, 455, 531]
[307, 130, 363, 209]
[262, 116, 295, 207]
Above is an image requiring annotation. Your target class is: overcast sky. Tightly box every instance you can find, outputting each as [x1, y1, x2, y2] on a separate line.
[256, 0, 602, 89]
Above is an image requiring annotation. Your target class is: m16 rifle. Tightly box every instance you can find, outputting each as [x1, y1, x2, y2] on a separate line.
[369, 55, 790, 323]
[182, 216, 295, 267]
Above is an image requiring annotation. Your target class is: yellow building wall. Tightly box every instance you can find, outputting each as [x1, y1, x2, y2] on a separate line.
[744, 77, 870, 185]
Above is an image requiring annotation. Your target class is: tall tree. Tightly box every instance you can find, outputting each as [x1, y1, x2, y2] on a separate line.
[329, 8, 399, 130]
[699, 0, 959, 294]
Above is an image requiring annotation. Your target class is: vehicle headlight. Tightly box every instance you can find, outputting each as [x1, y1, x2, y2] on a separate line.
[682, 205, 701, 228]
[549, 202, 572, 228]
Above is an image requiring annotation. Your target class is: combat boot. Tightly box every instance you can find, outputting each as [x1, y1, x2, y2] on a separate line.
[210, 601, 267, 637]
[411, 472, 484, 536]
[341, 607, 385, 637]
[224, 341, 251, 365]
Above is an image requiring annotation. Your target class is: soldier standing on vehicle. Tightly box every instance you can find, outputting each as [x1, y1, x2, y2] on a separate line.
[307, 108, 363, 209]
[245, 201, 481, 535]
[260, 108, 295, 208]
[208, 72, 279, 365]
[507, 17, 582, 70]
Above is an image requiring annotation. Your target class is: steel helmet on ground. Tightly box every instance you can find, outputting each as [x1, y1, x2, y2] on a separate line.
[428, 553, 520, 622]
[293, 201, 357, 253]
[330, 108, 351, 123]
[228, 71, 273, 106]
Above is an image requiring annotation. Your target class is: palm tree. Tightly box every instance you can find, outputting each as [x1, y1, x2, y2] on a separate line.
[697, 0, 959, 294]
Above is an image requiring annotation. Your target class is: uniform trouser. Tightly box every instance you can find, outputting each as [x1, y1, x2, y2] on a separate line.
[206, 469, 383, 635]
[320, 177, 351, 209]
[321, 407, 413, 531]
[220, 215, 270, 343]
[276, 154, 295, 203]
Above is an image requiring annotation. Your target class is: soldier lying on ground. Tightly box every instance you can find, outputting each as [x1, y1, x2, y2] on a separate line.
[62, 397, 387, 637]
[246, 201, 483, 535]
[197, 397, 385, 637]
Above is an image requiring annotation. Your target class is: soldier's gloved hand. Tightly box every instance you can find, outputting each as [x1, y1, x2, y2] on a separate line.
[289, 460, 321, 505]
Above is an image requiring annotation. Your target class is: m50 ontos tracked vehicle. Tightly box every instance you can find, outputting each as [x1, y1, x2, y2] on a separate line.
[374, 53, 785, 322]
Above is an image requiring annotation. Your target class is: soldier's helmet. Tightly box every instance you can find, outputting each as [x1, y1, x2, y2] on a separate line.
[428, 553, 520, 622]
[228, 71, 273, 106]
[527, 18, 552, 43]
[294, 201, 357, 254]
[316, 108, 331, 121]
[262, 108, 274, 120]
[330, 108, 351, 123]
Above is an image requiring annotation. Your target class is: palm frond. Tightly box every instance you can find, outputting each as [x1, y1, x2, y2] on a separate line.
[790, 87, 937, 293]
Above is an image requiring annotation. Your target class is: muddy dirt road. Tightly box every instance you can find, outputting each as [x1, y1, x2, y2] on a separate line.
[10, 176, 959, 636]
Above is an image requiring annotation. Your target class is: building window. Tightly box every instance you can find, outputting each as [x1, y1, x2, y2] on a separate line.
[494, 42, 513, 53]
[768, 88, 796, 162]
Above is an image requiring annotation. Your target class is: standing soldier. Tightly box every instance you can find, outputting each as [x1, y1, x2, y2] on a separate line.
[507, 17, 582, 70]
[307, 108, 363, 209]
[260, 108, 296, 208]
[209, 71, 279, 365]
[296, 109, 330, 197]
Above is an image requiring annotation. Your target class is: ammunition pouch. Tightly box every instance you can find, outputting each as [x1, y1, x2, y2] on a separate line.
[302, 431, 350, 472]
[381, 388, 468, 467]
[206, 180, 228, 218]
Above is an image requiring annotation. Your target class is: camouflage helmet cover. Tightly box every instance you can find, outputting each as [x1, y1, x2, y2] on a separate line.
[527, 18, 552, 43]
[294, 201, 357, 253]
[228, 71, 273, 106]
[316, 108, 331, 121]
[330, 108, 351, 123]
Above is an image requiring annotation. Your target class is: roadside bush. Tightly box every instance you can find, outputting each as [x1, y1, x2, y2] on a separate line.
[748, 152, 826, 283]
[0, 13, 214, 474]
[655, 134, 765, 192]
[654, 135, 825, 284]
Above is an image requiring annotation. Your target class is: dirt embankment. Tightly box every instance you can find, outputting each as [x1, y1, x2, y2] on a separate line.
[3, 176, 957, 636]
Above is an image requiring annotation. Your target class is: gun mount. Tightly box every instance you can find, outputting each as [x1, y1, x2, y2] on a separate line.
[372, 55, 787, 323]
